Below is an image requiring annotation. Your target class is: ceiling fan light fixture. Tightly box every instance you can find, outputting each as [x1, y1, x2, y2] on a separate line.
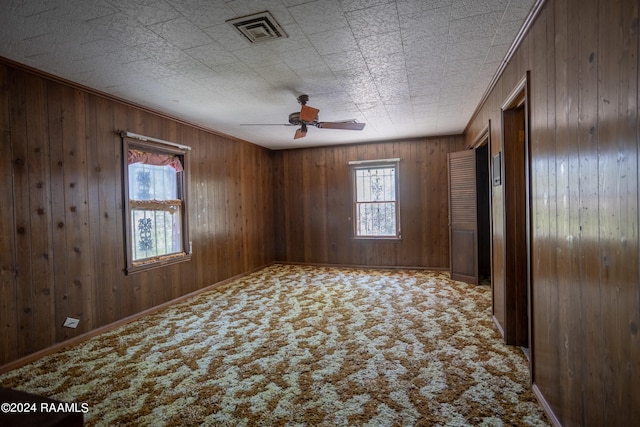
[226, 11, 288, 44]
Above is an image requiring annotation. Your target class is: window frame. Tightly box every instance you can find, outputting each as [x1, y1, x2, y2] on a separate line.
[122, 135, 191, 274]
[350, 159, 401, 240]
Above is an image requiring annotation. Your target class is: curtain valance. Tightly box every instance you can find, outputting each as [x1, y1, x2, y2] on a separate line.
[127, 149, 183, 172]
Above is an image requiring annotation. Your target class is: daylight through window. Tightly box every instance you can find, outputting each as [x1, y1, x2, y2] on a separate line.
[351, 160, 400, 238]
[122, 135, 191, 273]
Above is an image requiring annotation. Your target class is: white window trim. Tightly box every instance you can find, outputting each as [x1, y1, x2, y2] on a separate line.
[122, 134, 192, 274]
[350, 159, 401, 240]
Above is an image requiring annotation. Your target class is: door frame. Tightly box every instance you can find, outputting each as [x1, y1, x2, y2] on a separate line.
[471, 123, 493, 288]
[500, 71, 533, 364]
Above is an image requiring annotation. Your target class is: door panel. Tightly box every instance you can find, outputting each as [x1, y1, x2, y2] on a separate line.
[448, 150, 478, 284]
[451, 229, 475, 277]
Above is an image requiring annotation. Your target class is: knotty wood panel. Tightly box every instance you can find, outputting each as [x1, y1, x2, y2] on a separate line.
[0, 60, 275, 367]
[464, 0, 640, 425]
[273, 136, 465, 268]
[0, 62, 19, 365]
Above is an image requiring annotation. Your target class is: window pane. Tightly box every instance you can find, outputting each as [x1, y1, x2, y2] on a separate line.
[123, 138, 190, 273]
[356, 202, 396, 236]
[128, 161, 184, 262]
[353, 162, 398, 238]
[131, 208, 182, 261]
[129, 163, 178, 201]
[355, 167, 396, 202]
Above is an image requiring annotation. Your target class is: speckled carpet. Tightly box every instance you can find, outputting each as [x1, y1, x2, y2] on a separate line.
[0, 264, 549, 426]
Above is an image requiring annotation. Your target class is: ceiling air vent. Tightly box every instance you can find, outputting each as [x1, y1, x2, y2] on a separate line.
[226, 11, 288, 44]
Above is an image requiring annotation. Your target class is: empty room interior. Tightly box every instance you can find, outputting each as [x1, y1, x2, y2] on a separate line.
[0, 0, 638, 426]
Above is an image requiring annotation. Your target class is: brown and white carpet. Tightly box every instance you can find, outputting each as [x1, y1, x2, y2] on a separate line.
[0, 264, 549, 426]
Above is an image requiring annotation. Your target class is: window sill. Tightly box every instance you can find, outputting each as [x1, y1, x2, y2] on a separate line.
[353, 236, 402, 241]
[126, 252, 192, 275]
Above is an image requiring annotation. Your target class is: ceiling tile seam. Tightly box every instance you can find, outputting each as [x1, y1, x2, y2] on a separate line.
[348, 26, 404, 124]
[483, 1, 512, 65]
[23, 6, 58, 19]
[333, 19, 383, 120]
[277, 1, 345, 89]
[391, 0, 423, 128]
[437, 1, 455, 107]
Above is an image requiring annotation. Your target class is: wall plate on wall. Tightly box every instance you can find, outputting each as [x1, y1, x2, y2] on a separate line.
[492, 152, 502, 186]
[63, 317, 80, 328]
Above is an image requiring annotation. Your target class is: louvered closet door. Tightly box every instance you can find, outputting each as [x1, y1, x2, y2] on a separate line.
[448, 149, 478, 284]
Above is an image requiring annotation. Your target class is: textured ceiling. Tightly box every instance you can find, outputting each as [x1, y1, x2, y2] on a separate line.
[0, 0, 535, 149]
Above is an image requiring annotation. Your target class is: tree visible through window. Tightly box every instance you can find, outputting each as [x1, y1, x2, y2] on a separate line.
[352, 160, 400, 238]
[122, 135, 191, 273]
[129, 160, 182, 260]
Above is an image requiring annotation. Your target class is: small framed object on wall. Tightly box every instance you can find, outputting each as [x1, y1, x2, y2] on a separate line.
[492, 152, 502, 186]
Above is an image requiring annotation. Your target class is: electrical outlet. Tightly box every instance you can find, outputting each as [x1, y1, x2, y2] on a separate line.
[63, 317, 80, 328]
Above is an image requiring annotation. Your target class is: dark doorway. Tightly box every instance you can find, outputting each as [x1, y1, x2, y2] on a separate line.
[475, 142, 491, 282]
[447, 130, 492, 285]
[499, 75, 531, 349]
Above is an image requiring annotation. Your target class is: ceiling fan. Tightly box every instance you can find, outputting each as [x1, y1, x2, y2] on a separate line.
[242, 94, 366, 139]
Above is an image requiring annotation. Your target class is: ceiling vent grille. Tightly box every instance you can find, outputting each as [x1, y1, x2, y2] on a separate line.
[226, 11, 288, 44]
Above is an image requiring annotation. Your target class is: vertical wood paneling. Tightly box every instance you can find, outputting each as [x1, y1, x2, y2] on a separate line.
[25, 75, 55, 350]
[90, 97, 121, 326]
[9, 70, 36, 356]
[60, 87, 92, 339]
[189, 126, 206, 289]
[274, 136, 464, 268]
[597, 0, 639, 423]
[564, 1, 588, 423]
[0, 61, 276, 368]
[403, 142, 420, 267]
[576, 1, 602, 423]
[465, 0, 640, 424]
[0, 63, 18, 364]
[425, 139, 448, 266]
[328, 146, 349, 265]
[112, 104, 134, 320]
[530, 2, 559, 408]
[47, 80, 69, 343]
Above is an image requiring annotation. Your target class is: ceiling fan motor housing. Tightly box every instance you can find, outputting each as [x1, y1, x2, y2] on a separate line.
[288, 112, 301, 125]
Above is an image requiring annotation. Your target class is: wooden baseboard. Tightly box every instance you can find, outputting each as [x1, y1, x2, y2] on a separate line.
[277, 260, 449, 272]
[0, 262, 274, 374]
[492, 315, 505, 339]
[532, 383, 562, 427]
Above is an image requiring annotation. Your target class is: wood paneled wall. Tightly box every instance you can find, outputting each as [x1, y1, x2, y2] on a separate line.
[0, 62, 275, 367]
[465, 0, 639, 425]
[273, 137, 465, 268]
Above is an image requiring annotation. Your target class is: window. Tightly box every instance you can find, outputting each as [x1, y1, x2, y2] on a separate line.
[351, 159, 400, 238]
[122, 134, 191, 273]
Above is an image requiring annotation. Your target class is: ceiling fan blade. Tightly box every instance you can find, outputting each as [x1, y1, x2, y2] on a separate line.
[294, 128, 307, 139]
[299, 105, 319, 122]
[316, 121, 366, 130]
[240, 123, 295, 126]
